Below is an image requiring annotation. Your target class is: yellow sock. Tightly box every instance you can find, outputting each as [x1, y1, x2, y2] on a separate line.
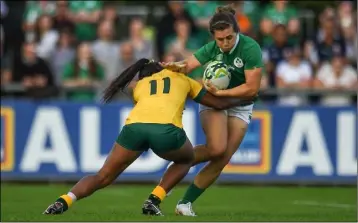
[151, 186, 167, 201]
[59, 194, 73, 207]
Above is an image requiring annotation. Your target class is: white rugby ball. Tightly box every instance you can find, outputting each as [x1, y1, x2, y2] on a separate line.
[203, 61, 231, 90]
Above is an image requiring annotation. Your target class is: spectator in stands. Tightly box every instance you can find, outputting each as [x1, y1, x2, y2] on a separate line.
[342, 25, 357, 68]
[117, 41, 136, 74]
[11, 41, 54, 90]
[62, 42, 104, 101]
[68, 1, 103, 42]
[164, 19, 204, 81]
[242, 1, 262, 38]
[23, 1, 57, 42]
[314, 54, 358, 106]
[275, 47, 312, 106]
[53, 0, 75, 34]
[260, 69, 269, 90]
[337, 1, 357, 68]
[0, 52, 12, 87]
[163, 53, 177, 63]
[34, 14, 59, 62]
[0, 20, 3, 58]
[0, 0, 8, 57]
[337, 1, 355, 34]
[155, 1, 197, 60]
[0, 0, 8, 19]
[164, 19, 201, 59]
[307, 17, 346, 70]
[51, 29, 75, 85]
[128, 17, 155, 61]
[184, 0, 219, 43]
[316, 7, 339, 42]
[101, 3, 123, 41]
[92, 20, 120, 82]
[260, 0, 300, 46]
[262, 24, 293, 87]
[232, 2, 252, 36]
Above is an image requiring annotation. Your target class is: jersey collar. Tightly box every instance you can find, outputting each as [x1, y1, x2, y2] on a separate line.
[220, 33, 240, 54]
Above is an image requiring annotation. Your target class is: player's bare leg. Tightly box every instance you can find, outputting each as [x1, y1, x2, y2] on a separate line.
[194, 117, 247, 187]
[43, 143, 142, 215]
[143, 138, 194, 216]
[192, 110, 228, 164]
[165, 110, 227, 198]
[176, 110, 230, 216]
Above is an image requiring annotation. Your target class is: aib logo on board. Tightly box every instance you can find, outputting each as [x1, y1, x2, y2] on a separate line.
[1, 107, 15, 171]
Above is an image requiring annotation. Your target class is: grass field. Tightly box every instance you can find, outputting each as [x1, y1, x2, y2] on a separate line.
[1, 183, 357, 222]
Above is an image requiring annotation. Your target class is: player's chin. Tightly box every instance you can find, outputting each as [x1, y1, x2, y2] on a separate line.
[221, 47, 231, 52]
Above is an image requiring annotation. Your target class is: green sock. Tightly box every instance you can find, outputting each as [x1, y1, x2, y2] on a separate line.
[179, 183, 205, 204]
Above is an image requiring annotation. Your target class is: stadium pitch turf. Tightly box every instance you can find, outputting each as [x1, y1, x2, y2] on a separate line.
[1, 183, 356, 222]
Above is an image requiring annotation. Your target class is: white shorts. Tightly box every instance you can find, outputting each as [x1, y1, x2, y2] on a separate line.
[199, 103, 254, 124]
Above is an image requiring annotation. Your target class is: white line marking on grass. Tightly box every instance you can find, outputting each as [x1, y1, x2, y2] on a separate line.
[293, 200, 356, 209]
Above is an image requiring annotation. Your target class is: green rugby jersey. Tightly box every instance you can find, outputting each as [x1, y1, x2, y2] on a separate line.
[194, 34, 264, 89]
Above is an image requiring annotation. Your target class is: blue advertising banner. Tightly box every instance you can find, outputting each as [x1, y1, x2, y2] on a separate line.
[1, 100, 357, 184]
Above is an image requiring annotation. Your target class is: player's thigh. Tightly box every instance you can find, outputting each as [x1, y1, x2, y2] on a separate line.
[155, 137, 194, 164]
[98, 142, 142, 179]
[224, 105, 252, 160]
[199, 104, 228, 156]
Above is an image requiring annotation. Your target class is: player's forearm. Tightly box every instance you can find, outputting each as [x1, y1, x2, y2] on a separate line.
[217, 84, 258, 99]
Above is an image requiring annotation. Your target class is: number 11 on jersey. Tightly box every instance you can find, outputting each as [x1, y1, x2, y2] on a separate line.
[149, 77, 171, 95]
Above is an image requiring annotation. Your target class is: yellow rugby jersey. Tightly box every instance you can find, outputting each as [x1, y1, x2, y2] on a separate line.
[125, 69, 206, 128]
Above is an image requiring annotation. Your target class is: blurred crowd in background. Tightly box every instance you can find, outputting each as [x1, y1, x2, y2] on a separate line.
[0, 0, 357, 106]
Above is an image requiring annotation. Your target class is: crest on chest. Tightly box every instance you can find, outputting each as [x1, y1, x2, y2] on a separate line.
[234, 57, 244, 68]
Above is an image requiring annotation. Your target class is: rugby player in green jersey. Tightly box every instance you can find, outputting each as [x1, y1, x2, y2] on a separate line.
[161, 4, 264, 216]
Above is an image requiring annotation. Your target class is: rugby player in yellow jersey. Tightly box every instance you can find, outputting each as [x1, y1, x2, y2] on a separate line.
[43, 58, 254, 216]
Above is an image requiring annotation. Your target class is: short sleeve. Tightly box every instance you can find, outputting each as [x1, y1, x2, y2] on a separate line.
[186, 76, 206, 103]
[193, 41, 216, 65]
[244, 42, 264, 70]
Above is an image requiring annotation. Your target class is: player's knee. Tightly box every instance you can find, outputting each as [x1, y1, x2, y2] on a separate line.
[174, 151, 194, 165]
[96, 172, 114, 187]
[207, 143, 227, 159]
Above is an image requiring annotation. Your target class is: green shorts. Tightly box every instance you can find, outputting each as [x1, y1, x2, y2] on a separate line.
[116, 123, 187, 154]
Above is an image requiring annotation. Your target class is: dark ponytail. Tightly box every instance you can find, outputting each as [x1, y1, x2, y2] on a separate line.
[209, 4, 239, 34]
[102, 58, 149, 103]
[102, 58, 164, 103]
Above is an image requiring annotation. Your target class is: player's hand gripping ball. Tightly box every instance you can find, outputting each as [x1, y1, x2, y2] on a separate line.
[203, 61, 231, 90]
